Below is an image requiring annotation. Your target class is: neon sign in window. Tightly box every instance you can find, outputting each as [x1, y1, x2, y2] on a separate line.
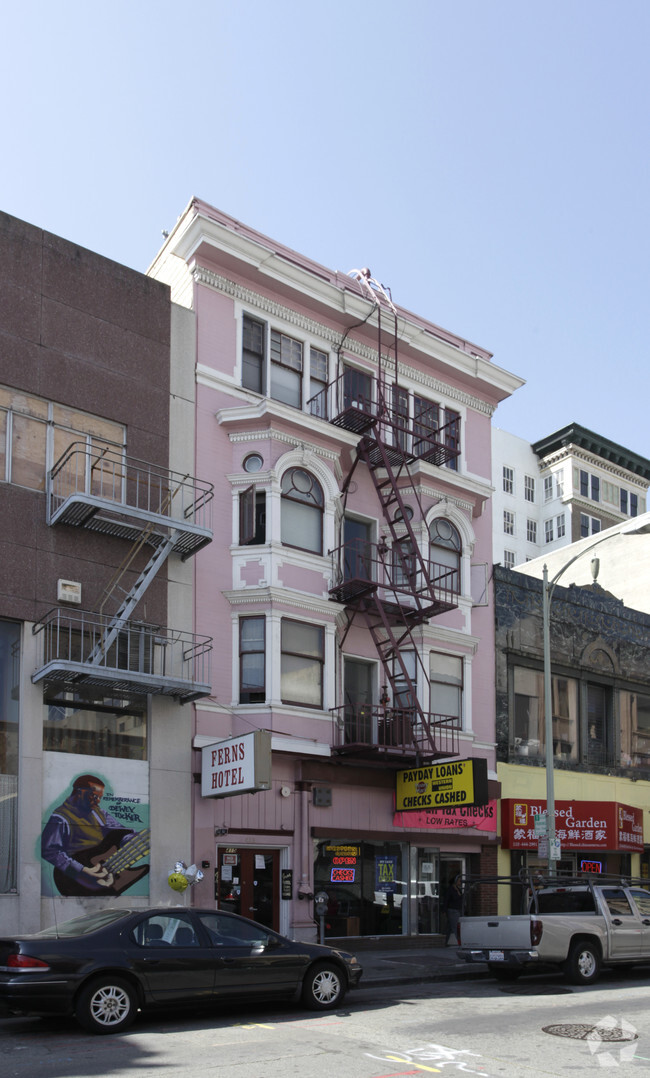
[330, 867, 356, 883]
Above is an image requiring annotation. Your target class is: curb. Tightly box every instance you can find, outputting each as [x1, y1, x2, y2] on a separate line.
[360, 966, 490, 989]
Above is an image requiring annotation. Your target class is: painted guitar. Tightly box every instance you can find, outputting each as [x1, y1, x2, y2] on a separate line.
[54, 828, 151, 897]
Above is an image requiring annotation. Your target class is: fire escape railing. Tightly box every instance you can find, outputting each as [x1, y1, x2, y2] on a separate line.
[47, 442, 214, 557]
[33, 608, 212, 704]
[308, 371, 460, 468]
[331, 704, 461, 760]
[329, 538, 459, 612]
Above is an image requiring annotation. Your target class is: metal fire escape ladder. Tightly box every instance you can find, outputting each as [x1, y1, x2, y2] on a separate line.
[359, 594, 440, 757]
[86, 481, 186, 666]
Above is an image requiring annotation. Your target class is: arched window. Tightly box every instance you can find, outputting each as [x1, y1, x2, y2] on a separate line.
[281, 468, 324, 554]
[429, 518, 461, 594]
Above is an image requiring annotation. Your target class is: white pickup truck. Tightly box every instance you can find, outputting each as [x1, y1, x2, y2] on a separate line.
[458, 875, 650, 985]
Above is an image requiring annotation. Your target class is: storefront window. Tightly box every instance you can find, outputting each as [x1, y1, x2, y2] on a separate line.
[0, 621, 20, 893]
[314, 839, 411, 937]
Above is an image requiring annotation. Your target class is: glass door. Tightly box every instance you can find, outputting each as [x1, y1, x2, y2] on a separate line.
[411, 847, 439, 935]
[216, 847, 280, 931]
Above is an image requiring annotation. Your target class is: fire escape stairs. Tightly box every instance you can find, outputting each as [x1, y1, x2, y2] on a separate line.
[34, 450, 214, 703]
[330, 363, 459, 762]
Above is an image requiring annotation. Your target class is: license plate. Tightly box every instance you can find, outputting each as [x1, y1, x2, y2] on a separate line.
[488, 950, 505, 961]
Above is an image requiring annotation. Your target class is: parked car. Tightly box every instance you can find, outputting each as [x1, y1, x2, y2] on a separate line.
[458, 873, 650, 985]
[0, 906, 362, 1034]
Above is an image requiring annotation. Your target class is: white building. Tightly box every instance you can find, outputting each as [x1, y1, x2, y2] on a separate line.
[492, 424, 649, 569]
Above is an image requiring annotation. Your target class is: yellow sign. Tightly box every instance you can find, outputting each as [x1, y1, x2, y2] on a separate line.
[395, 758, 488, 811]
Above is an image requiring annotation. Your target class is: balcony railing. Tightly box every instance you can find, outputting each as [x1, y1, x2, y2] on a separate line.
[329, 538, 458, 613]
[32, 608, 212, 704]
[47, 443, 214, 559]
[307, 372, 460, 467]
[331, 704, 460, 762]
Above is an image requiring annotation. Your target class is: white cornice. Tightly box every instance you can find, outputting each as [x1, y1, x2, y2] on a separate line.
[223, 586, 344, 617]
[192, 266, 512, 412]
[224, 426, 343, 463]
[540, 445, 649, 490]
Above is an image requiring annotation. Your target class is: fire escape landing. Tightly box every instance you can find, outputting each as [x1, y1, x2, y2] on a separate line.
[32, 443, 214, 704]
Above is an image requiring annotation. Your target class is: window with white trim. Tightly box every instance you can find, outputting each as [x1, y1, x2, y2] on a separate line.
[524, 475, 535, 502]
[503, 510, 514, 536]
[557, 513, 566, 538]
[504, 549, 516, 569]
[270, 329, 302, 409]
[544, 475, 553, 501]
[526, 519, 537, 543]
[430, 652, 463, 727]
[239, 617, 265, 703]
[429, 518, 461, 593]
[281, 619, 324, 708]
[241, 314, 330, 414]
[502, 466, 514, 494]
[544, 518, 554, 543]
[555, 468, 564, 498]
[280, 468, 324, 554]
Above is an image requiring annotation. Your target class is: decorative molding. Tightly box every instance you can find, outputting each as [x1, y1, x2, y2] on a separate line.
[193, 266, 495, 415]
[226, 427, 341, 463]
[223, 586, 344, 617]
[541, 445, 649, 490]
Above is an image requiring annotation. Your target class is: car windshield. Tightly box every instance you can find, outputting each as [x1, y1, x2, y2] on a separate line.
[32, 909, 131, 938]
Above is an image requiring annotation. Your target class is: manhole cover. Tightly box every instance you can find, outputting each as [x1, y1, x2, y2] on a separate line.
[499, 984, 573, 995]
[543, 1023, 638, 1042]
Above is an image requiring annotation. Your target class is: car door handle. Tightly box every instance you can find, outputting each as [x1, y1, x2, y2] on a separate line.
[643, 919, 650, 926]
[142, 958, 161, 964]
[612, 919, 622, 925]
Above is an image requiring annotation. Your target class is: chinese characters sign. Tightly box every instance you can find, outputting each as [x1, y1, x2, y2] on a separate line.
[501, 799, 644, 851]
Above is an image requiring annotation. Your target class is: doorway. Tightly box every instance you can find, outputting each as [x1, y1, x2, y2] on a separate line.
[216, 847, 280, 931]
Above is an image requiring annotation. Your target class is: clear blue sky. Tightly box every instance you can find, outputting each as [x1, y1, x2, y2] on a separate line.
[3, 1, 648, 456]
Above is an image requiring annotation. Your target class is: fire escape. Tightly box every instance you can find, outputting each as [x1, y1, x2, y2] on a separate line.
[32, 443, 214, 705]
[310, 271, 462, 765]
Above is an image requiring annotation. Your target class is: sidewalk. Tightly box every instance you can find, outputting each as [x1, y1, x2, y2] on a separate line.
[341, 941, 489, 989]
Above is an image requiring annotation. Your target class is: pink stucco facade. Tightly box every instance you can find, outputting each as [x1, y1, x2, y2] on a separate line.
[149, 199, 522, 942]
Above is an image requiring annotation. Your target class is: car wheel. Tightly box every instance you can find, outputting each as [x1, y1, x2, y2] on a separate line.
[563, 940, 601, 985]
[488, 964, 521, 982]
[75, 976, 138, 1034]
[302, 962, 345, 1010]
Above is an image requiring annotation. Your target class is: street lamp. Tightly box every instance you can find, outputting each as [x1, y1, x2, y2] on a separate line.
[541, 520, 650, 875]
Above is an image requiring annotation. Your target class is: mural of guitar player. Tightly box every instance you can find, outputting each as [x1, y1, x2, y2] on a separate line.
[41, 773, 150, 897]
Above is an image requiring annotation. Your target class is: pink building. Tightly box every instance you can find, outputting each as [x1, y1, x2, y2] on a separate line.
[149, 199, 522, 942]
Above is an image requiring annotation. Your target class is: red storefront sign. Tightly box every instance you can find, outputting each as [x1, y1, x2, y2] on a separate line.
[501, 799, 644, 851]
[394, 800, 497, 832]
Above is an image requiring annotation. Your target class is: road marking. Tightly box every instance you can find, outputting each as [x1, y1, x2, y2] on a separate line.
[384, 1056, 441, 1073]
[233, 1022, 275, 1029]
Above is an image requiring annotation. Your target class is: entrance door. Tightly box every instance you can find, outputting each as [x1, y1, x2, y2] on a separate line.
[343, 516, 372, 583]
[344, 657, 374, 743]
[216, 848, 280, 931]
[440, 856, 466, 923]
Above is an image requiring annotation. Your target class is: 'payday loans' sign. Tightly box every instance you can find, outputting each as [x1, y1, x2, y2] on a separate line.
[201, 731, 271, 799]
[395, 757, 488, 812]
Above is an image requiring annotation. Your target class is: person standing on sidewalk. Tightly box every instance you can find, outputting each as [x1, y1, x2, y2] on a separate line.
[443, 874, 463, 945]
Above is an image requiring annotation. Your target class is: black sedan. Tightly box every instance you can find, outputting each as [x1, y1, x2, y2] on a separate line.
[0, 906, 362, 1034]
